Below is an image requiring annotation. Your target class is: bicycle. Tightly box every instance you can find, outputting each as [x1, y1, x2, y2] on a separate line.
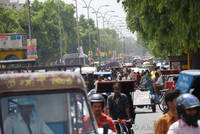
[113, 119, 134, 134]
[158, 89, 169, 113]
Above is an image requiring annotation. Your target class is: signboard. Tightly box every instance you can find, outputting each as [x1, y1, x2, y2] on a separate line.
[176, 73, 194, 93]
[0, 34, 24, 49]
[133, 90, 151, 105]
[27, 39, 38, 59]
[171, 62, 181, 70]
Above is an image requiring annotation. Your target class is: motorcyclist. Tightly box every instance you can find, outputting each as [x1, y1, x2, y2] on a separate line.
[167, 93, 200, 134]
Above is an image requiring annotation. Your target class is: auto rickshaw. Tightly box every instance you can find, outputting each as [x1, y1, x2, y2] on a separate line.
[176, 70, 200, 101]
[75, 66, 97, 91]
[0, 71, 114, 134]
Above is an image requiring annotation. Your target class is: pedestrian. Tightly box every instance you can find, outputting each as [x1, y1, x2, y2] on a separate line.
[167, 93, 200, 134]
[82, 93, 117, 133]
[154, 90, 181, 134]
[122, 72, 131, 80]
[4, 96, 54, 134]
[133, 71, 140, 86]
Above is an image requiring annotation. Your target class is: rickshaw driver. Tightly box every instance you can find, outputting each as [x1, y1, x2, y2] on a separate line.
[107, 83, 133, 121]
[3, 97, 54, 134]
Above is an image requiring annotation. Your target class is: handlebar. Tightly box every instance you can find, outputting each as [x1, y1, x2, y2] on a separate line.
[135, 87, 148, 91]
[160, 88, 169, 92]
[113, 119, 133, 124]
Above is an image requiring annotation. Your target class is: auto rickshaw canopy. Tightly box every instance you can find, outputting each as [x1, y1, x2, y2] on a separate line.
[0, 72, 86, 94]
[176, 70, 200, 93]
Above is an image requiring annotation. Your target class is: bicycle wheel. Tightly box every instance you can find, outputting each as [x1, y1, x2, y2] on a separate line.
[158, 94, 168, 112]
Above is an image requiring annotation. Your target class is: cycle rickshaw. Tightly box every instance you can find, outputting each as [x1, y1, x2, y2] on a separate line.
[96, 80, 135, 134]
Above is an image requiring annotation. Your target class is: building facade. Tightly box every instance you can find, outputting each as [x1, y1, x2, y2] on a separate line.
[0, 0, 24, 10]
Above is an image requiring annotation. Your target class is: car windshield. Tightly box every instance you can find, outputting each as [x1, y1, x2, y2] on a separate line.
[0, 91, 97, 134]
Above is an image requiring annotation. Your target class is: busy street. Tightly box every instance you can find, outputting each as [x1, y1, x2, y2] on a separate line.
[1, 0, 200, 134]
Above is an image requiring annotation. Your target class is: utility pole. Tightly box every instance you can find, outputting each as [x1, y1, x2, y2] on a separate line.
[75, 0, 80, 53]
[75, 0, 81, 64]
[82, 0, 94, 65]
[57, 0, 63, 63]
[27, 0, 32, 41]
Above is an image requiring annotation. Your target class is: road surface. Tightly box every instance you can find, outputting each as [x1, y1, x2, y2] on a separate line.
[133, 105, 163, 134]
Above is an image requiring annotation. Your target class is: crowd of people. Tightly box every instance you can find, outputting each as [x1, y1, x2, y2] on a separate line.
[154, 91, 200, 134]
[3, 66, 200, 134]
[87, 67, 200, 134]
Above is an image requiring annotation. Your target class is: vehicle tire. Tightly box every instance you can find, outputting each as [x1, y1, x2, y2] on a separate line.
[158, 95, 168, 112]
[137, 105, 144, 108]
[129, 129, 134, 134]
[152, 104, 156, 112]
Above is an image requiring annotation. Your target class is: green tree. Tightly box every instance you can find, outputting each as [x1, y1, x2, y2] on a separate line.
[79, 15, 98, 57]
[118, 0, 200, 57]
[16, 0, 77, 63]
[0, 4, 24, 33]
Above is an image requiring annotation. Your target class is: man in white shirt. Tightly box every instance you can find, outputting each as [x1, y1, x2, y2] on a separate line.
[4, 97, 53, 134]
[167, 93, 200, 134]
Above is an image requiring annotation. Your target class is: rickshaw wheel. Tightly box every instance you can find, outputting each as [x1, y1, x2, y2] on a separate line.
[152, 104, 156, 112]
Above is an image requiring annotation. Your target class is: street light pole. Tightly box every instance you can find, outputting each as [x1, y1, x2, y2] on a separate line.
[99, 10, 115, 65]
[75, 0, 80, 55]
[57, 0, 63, 63]
[104, 15, 118, 62]
[106, 15, 119, 28]
[27, 0, 32, 43]
[81, 0, 94, 64]
[90, 5, 110, 67]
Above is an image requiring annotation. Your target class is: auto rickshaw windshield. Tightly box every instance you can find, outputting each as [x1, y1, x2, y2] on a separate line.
[0, 91, 97, 134]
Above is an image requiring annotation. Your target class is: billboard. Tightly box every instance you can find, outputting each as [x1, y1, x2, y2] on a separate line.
[27, 39, 38, 59]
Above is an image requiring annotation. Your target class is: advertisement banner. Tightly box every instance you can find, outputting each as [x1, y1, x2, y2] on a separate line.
[27, 39, 38, 59]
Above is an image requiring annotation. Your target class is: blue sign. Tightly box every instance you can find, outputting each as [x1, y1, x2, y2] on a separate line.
[17, 36, 21, 40]
[176, 74, 194, 93]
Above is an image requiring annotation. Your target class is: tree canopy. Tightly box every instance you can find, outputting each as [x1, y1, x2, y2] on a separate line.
[118, 0, 200, 57]
[0, 0, 140, 63]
